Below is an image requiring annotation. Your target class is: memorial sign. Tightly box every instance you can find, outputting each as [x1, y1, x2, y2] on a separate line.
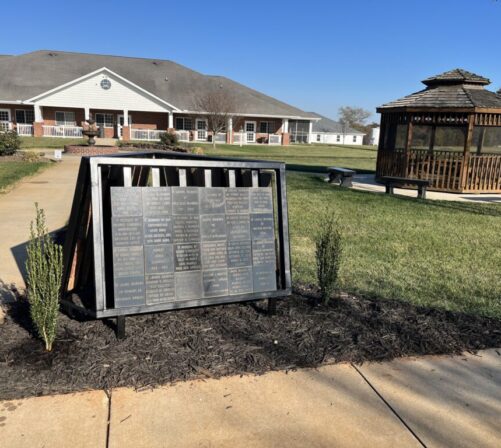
[61, 152, 291, 326]
[110, 186, 278, 307]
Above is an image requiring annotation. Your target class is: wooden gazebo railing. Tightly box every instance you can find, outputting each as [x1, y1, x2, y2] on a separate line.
[377, 149, 501, 193]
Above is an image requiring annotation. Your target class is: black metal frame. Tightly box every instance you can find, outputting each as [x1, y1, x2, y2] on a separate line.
[61, 151, 292, 320]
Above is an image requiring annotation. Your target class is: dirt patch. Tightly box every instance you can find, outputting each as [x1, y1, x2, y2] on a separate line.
[1, 289, 501, 400]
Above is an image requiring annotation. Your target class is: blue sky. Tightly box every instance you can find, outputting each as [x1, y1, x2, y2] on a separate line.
[1, 0, 500, 121]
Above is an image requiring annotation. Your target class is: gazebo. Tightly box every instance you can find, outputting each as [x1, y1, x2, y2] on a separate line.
[376, 69, 501, 193]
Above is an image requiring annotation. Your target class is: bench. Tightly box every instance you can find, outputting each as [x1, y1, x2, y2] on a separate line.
[327, 167, 356, 187]
[379, 176, 430, 199]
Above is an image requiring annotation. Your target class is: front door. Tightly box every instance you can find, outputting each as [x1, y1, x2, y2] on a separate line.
[117, 115, 132, 139]
[245, 121, 256, 143]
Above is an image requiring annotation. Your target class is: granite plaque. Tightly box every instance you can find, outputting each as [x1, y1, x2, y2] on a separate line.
[250, 188, 273, 213]
[145, 245, 174, 274]
[201, 241, 228, 270]
[142, 188, 171, 216]
[225, 189, 249, 213]
[227, 240, 252, 268]
[173, 215, 200, 243]
[203, 269, 228, 297]
[226, 214, 250, 240]
[143, 216, 173, 245]
[200, 214, 226, 241]
[228, 267, 253, 295]
[112, 216, 144, 247]
[175, 271, 203, 300]
[200, 188, 225, 214]
[250, 213, 275, 240]
[145, 273, 175, 304]
[172, 187, 199, 215]
[253, 264, 277, 293]
[111, 187, 143, 217]
[111, 185, 279, 309]
[174, 243, 201, 271]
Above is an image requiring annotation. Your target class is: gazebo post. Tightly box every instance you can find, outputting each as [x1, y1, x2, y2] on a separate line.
[461, 114, 475, 191]
[404, 117, 413, 177]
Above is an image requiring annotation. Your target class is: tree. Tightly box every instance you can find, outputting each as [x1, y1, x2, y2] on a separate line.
[338, 106, 371, 144]
[193, 89, 236, 148]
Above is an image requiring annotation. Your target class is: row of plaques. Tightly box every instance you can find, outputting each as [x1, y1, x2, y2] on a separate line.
[110, 186, 278, 308]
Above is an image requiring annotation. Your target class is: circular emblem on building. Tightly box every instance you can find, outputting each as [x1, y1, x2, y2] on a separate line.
[100, 79, 111, 90]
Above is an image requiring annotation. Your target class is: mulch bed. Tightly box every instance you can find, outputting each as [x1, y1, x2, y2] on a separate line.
[1, 288, 501, 400]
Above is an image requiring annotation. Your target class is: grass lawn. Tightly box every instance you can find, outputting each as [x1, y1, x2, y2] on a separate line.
[0, 161, 50, 192]
[20, 137, 86, 149]
[192, 143, 378, 173]
[288, 173, 501, 319]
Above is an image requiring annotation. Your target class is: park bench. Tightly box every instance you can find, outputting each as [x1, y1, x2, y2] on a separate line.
[379, 176, 430, 199]
[327, 167, 356, 187]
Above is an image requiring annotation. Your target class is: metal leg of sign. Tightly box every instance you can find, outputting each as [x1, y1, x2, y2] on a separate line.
[267, 297, 277, 315]
[116, 315, 126, 339]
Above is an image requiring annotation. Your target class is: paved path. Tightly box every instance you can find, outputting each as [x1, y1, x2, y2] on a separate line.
[351, 174, 501, 203]
[0, 155, 81, 291]
[1, 349, 500, 447]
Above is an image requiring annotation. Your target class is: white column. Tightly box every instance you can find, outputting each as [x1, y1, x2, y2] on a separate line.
[123, 109, 129, 126]
[282, 118, 289, 133]
[228, 117, 233, 132]
[34, 103, 43, 122]
[168, 112, 174, 129]
[308, 120, 313, 144]
[84, 107, 90, 120]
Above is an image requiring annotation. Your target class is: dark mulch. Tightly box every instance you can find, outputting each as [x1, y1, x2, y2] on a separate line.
[1, 288, 501, 400]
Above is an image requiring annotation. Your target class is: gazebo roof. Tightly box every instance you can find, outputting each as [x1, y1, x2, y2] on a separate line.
[378, 69, 501, 111]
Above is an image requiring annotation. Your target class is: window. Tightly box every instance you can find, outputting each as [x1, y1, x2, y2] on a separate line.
[15, 110, 34, 124]
[55, 111, 76, 126]
[95, 113, 114, 128]
[336, 135, 341, 142]
[175, 117, 193, 131]
[316, 134, 321, 142]
[259, 121, 274, 133]
[353, 136, 357, 143]
[246, 122, 256, 132]
[0, 109, 11, 122]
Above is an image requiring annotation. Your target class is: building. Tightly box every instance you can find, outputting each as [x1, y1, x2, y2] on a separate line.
[309, 113, 365, 145]
[0, 50, 319, 145]
[369, 127, 380, 145]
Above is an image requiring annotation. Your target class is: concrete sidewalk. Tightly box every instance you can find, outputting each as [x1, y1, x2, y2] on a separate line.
[1, 349, 500, 447]
[0, 155, 81, 290]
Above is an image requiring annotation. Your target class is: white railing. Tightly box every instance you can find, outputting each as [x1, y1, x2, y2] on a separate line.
[17, 124, 33, 136]
[0, 121, 13, 132]
[131, 128, 166, 141]
[233, 132, 244, 144]
[175, 130, 190, 142]
[268, 134, 281, 145]
[43, 125, 83, 138]
[214, 132, 226, 143]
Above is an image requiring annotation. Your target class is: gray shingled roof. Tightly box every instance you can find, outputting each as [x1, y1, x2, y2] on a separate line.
[309, 112, 365, 134]
[378, 69, 501, 110]
[0, 50, 315, 118]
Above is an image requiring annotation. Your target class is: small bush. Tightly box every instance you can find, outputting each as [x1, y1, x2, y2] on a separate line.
[26, 204, 63, 351]
[22, 151, 42, 162]
[315, 210, 342, 304]
[159, 132, 178, 147]
[0, 130, 21, 156]
[188, 146, 205, 155]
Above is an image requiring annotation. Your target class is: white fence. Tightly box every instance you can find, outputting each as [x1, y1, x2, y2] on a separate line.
[43, 125, 83, 138]
[131, 128, 166, 141]
[175, 130, 190, 142]
[17, 124, 33, 136]
[268, 134, 281, 145]
[0, 121, 13, 132]
[214, 133, 226, 143]
[233, 132, 244, 144]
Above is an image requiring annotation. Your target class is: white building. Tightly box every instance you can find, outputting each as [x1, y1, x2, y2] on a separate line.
[369, 127, 380, 145]
[309, 112, 365, 145]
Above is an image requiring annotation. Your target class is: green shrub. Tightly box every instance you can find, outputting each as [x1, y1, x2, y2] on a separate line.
[159, 132, 178, 147]
[22, 151, 42, 162]
[26, 204, 63, 351]
[0, 130, 21, 156]
[315, 210, 342, 304]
